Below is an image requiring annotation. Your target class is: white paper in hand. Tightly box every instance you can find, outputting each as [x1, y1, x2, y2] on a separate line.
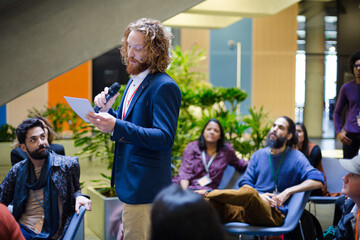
[64, 96, 94, 123]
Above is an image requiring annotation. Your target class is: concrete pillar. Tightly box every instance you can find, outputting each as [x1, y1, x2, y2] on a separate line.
[303, 2, 325, 138]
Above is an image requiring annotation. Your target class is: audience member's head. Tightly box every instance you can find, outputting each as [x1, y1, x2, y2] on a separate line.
[120, 18, 172, 74]
[150, 184, 225, 240]
[16, 118, 50, 160]
[340, 156, 360, 202]
[349, 49, 360, 75]
[12, 115, 55, 149]
[34, 115, 56, 144]
[16, 118, 45, 144]
[198, 118, 225, 152]
[266, 116, 298, 149]
[295, 122, 309, 155]
[0, 203, 25, 240]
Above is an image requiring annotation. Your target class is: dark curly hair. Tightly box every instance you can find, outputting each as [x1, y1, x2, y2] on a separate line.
[16, 118, 45, 144]
[349, 50, 360, 75]
[120, 18, 172, 74]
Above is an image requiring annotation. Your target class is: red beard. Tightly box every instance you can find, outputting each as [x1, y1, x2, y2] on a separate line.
[126, 57, 150, 75]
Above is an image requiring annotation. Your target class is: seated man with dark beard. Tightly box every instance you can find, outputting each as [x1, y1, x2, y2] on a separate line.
[0, 118, 92, 240]
[197, 116, 324, 227]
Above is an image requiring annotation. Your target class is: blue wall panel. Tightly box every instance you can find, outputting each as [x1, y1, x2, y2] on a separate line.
[0, 105, 6, 126]
[210, 19, 252, 115]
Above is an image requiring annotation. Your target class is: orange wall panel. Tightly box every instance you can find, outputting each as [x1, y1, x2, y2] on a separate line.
[180, 28, 210, 79]
[48, 61, 92, 107]
[252, 4, 298, 120]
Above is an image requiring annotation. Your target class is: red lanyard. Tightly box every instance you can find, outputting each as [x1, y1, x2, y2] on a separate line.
[356, 211, 359, 240]
[122, 84, 140, 120]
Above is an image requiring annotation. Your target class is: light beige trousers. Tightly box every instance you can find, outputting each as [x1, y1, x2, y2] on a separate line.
[122, 203, 153, 240]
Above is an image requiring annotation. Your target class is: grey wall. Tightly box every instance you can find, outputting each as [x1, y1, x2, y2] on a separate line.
[0, 0, 202, 106]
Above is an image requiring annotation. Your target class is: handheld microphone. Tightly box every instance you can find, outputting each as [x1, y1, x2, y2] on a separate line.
[94, 82, 121, 113]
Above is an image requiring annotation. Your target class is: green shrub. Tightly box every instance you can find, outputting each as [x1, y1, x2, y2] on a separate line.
[167, 46, 272, 175]
[0, 124, 16, 142]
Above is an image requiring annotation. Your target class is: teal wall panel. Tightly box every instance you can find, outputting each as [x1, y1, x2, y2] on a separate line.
[0, 105, 6, 126]
[210, 19, 252, 115]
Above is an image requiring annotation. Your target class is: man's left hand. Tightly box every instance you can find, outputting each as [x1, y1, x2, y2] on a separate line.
[75, 196, 92, 214]
[86, 112, 116, 133]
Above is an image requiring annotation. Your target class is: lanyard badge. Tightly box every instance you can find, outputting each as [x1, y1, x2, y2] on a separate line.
[198, 151, 217, 187]
[269, 149, 286, 195]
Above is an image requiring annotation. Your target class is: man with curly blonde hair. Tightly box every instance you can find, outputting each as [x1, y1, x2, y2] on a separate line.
[87, 18, 181, 240]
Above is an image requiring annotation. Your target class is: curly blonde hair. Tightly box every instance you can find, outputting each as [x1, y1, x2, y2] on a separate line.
[120, 18, 173, 74]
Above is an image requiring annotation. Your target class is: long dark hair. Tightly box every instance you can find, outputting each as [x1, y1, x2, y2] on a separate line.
[296, 122, 309, 156]
[281, 116, 298, 148]
[198, 119, 225, 152]
[35, 116, 56, 144]
[150, 185, 225, 240]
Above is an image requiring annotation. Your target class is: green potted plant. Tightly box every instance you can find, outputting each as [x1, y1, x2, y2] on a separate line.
[167, 46, 272, 175]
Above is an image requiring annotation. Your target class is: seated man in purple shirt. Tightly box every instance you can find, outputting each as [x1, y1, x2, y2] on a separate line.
[333, 50, 360, 158]
[173, 119, 248, 190]
[197, 116, 324, 227]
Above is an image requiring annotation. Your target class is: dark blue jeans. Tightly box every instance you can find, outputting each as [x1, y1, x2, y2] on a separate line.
[343, 132, 360, 159]
[19, 223, 37, 240]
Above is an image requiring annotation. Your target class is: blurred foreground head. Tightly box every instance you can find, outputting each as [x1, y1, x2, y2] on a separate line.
[150, 184, 225, 240]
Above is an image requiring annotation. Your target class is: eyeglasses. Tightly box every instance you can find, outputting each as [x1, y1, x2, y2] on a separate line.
[354, 64, 360, 69]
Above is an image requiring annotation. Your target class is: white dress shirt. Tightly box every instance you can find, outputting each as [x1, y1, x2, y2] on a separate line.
[122, 69, 149, 119]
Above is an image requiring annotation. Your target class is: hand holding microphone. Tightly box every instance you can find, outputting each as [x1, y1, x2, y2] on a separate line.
[94, 82, 121, 113]
[87, 82, 121, 133]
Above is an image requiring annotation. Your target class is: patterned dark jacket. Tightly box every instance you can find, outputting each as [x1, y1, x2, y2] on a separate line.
[335, 197, 356, 240]
[0, 151, 85, 239]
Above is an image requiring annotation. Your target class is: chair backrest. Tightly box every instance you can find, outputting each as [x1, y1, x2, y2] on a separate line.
[282, 191, 310, 229]
[63, 205, 86, 240]
[218, 165, 236, 189]
[321, 158, 348, 193]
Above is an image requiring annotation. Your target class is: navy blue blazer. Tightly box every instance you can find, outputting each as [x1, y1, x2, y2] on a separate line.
[109, 72, 181, 204]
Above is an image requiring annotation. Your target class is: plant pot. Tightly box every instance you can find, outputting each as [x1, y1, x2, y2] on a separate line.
[87, 187, 124, 240]
[0, 141, 12, 166]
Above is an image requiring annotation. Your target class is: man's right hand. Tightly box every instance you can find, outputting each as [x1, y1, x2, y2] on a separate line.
[94, 87, 120, 113]
[337, 131, 352, 145]
[259, 193, 277, 207]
